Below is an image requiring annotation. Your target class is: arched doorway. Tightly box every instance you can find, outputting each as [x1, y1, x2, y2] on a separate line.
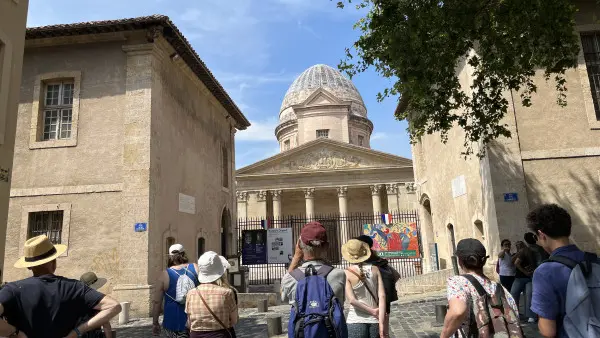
[221, 208, 231, 256]
[474, 220, 484, 242]
[420, 195, 436, 271]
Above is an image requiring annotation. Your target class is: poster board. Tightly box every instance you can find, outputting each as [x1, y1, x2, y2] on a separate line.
[362, 222, 420, 258]
[241, 229, 267, 265]
[267, 228, 293, 264]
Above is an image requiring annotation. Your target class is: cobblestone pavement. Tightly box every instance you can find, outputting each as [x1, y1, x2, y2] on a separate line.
[116, 294, 542, 337]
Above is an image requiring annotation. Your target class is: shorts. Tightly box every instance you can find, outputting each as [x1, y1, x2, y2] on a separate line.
[163, 328, 189, 338]
[347, 323, 379, 338]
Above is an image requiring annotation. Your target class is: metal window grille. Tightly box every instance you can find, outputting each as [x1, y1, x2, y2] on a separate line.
[581, 32, 600, 120]
[27, 211, 64, 244]
[42, 82, 74, 140]
[316, 129, 329, 138]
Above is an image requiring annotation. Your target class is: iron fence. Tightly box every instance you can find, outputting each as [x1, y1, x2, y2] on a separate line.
[236, 211, 423, 285]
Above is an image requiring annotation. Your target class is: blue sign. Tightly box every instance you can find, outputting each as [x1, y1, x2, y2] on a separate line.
[504, 193, 519, 202]
[134, 223, 147, 232]
[242, 229, 267, 265]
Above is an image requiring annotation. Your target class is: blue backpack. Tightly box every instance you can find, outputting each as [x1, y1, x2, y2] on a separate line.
[288, 264, 348, 338]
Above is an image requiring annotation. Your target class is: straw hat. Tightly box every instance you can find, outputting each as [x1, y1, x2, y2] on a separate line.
[80, 272, 107, 290]
[14, 235, 67, 269]
[197, 251, 226, 283]
[342, 239, 371, 264]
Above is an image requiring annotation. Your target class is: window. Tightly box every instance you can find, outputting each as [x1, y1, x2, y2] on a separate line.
[166, 236, 175, 267]
[581, 32, 600, 120]
[222, 146, 229, 188]
[42, 82, 74, 140]
[28, 211, 64, 244]
[197, 237, 205, 258]
[358, 135, 364, 146]
[284, 139, 290, 151]
[316, 129, 329, 139]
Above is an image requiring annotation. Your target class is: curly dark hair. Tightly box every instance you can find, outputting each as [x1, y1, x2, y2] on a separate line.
[524, 232, 537, 245]
[526, 204, 571, 239]
[501, 239, 511, 246]
[167, 251, 189, 267]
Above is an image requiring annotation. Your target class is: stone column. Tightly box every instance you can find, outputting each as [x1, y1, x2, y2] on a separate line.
[272, 190, 282, 225]
[236, 191, 248, 219]
[338, 186, 349, 243]
[304, 188, 315, 221]
[370, 184, 382, 223]
[386, 184, 399, 213]
[256, 190, 268, 219]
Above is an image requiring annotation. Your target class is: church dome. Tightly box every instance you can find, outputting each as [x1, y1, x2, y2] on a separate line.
[279, 64, 367, 123]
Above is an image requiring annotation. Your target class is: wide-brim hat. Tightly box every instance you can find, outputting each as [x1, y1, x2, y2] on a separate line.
[198, 251, 226, 283]
[14, 235, 67, 269]
[80, 271, 108, 290]
[342, 239, 371, 264]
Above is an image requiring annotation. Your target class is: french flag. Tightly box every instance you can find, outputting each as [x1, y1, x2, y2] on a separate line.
[381, 213, 393, 225]
[261, 219, 270, 229]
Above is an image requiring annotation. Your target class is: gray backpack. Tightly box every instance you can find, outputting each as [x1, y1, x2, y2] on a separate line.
[547, 253, 600, 338]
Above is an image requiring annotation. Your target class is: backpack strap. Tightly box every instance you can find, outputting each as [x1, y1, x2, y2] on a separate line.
[346, 267, 378, 302]
[547, 255, 578, 269]
[317, 265, 334, 277]
[461, 274, 487, 297]
[290, 268, 305, 281]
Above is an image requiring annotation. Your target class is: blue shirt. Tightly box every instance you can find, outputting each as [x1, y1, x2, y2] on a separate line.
[531, 245, 586, 338]
[163, 264, 198, 332]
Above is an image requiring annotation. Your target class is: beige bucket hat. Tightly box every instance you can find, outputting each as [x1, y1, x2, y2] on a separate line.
[14, 235, 67, 269]
[341, 239, 371, 264]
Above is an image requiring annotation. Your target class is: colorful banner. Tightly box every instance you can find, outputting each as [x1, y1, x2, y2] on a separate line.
[362, 222, 420, 258]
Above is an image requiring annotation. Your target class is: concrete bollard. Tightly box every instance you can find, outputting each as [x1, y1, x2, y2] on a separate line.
[118, 302, 130, 325]
[435, 304, 448, 324]
[267, 316, 283, 336]
[111, 329, 117, 338]
[257, 299, 269, 313]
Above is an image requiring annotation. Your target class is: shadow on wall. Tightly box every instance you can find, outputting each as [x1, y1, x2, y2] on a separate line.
[488, 141, 600, 253]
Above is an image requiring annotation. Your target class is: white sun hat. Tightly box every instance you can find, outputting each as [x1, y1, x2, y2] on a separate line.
[198, 251, 226, 283]
[220, 255, 231, 270]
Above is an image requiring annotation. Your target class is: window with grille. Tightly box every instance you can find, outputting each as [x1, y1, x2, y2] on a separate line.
[581, 32, 600, 120]
[358, 135, 364, 146]
[42, 81, 74, 140]
[284, 139, 290, 151]
[27, 211, 64, 244]
[197, 237, 205, 258]
[316, 129, 329, 139]
[222, 146, 229, 188]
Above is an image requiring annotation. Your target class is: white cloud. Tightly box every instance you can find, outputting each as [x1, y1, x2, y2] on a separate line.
[370, 132, 389, 141]
[236, 118, 279, 141]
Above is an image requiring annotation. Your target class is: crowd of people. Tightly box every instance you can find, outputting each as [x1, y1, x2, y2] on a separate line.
[0, 202, 595, 338]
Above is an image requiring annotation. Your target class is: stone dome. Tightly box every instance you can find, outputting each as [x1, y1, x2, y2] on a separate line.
[279, 64, 367, 123]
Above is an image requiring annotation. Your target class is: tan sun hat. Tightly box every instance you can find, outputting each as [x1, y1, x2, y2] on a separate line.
[14, 235, 67, 269]
[341, 239, 371, 264]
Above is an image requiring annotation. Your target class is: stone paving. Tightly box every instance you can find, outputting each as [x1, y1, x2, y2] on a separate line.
[115, 292, 542, 337]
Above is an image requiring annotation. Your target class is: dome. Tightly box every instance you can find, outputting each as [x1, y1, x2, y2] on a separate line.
[279, 64, 367, 123]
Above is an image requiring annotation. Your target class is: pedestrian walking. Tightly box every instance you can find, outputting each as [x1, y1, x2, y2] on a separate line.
[355, 235, 400, 337]
[0, 235, 121, 338]
[510, 241, 535, 321]
[78, 272, 113, 338]
[497, 239, 516, 291]
[152, 244, 199, 338]
[281, 221, 347, 337]
[342, 239, 387, 338]
[440, 238, 522, 338]
[185, 251, 238, 338]
[527, 204, 600, 338]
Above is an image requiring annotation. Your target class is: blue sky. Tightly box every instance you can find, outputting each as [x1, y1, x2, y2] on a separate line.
[26, 0, 412, 168]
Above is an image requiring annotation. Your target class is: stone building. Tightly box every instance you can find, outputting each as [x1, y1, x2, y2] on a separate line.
[3, 16, 250, 316]
[236, 64, 417, 243]
[0, 0, 29, 281]
[407, 0, 600, 273]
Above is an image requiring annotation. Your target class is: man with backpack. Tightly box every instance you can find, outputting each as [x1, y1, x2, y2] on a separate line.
[527, 204, 600, 338]
[280, 221, 348, 338]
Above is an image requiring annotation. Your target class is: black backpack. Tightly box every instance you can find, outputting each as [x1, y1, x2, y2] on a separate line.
[372, 259, 398, 304]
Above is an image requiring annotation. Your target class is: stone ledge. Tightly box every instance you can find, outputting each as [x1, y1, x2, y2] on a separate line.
[11, 183, 124, 197]
[238, 292, 280, 308]
[521, 147, 600, 160]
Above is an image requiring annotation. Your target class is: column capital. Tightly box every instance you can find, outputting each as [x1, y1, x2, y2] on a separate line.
[386, 184, 398, 195]
[256, 190, 268, 201]
[370, 184, 382, 195]
[304, 188, 315, 199]
[337, 186, 348, 197]
[236, 191, 248, 202]
[271, 189, 282, 201]
[406, 182, 417, 194]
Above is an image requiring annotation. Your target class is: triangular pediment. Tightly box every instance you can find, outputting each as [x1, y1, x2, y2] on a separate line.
[237, 139, 412, 176]
[298, 89, 343, 108]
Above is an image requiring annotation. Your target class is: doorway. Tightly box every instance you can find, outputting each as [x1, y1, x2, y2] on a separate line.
[221, 208, 231, 256]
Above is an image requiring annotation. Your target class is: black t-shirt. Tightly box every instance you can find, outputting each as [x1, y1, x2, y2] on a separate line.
[0, 274, 105, 338]
[515, 249, 535, 278]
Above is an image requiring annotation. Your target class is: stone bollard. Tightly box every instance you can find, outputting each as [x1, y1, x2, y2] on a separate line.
[111, 329, 117, 338]
[257, 299, 269, 313]
[435, 304, 448, 324]
[118, 302, 130, 325]
[267, 316, 283, 337]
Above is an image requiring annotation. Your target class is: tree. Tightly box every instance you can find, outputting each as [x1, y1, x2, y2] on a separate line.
[335, 0, 581, 156]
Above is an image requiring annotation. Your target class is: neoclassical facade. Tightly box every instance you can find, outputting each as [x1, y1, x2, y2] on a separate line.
[237, 65, 417, 233]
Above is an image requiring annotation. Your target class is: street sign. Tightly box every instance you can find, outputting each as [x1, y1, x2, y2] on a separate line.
[134, 223, 147, 232]
[503, 193, 519, 202]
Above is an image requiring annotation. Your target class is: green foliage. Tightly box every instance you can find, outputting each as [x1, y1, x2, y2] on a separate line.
[335, 0, 580, 156]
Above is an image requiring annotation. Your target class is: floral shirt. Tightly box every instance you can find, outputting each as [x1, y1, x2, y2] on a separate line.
[447, 273, 519, 337]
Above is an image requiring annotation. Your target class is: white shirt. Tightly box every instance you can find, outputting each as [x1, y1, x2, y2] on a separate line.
[498, 253, 516, 276]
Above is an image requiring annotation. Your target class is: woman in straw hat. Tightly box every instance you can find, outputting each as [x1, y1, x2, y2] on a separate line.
[185, 251, 238, 338]
[342, 239, 387, 338]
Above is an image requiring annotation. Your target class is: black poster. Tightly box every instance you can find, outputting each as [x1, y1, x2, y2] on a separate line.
[241, 229, 267, 265]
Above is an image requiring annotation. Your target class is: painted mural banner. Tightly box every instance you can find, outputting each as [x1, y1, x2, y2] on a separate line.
[362, 223, 420, 258]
